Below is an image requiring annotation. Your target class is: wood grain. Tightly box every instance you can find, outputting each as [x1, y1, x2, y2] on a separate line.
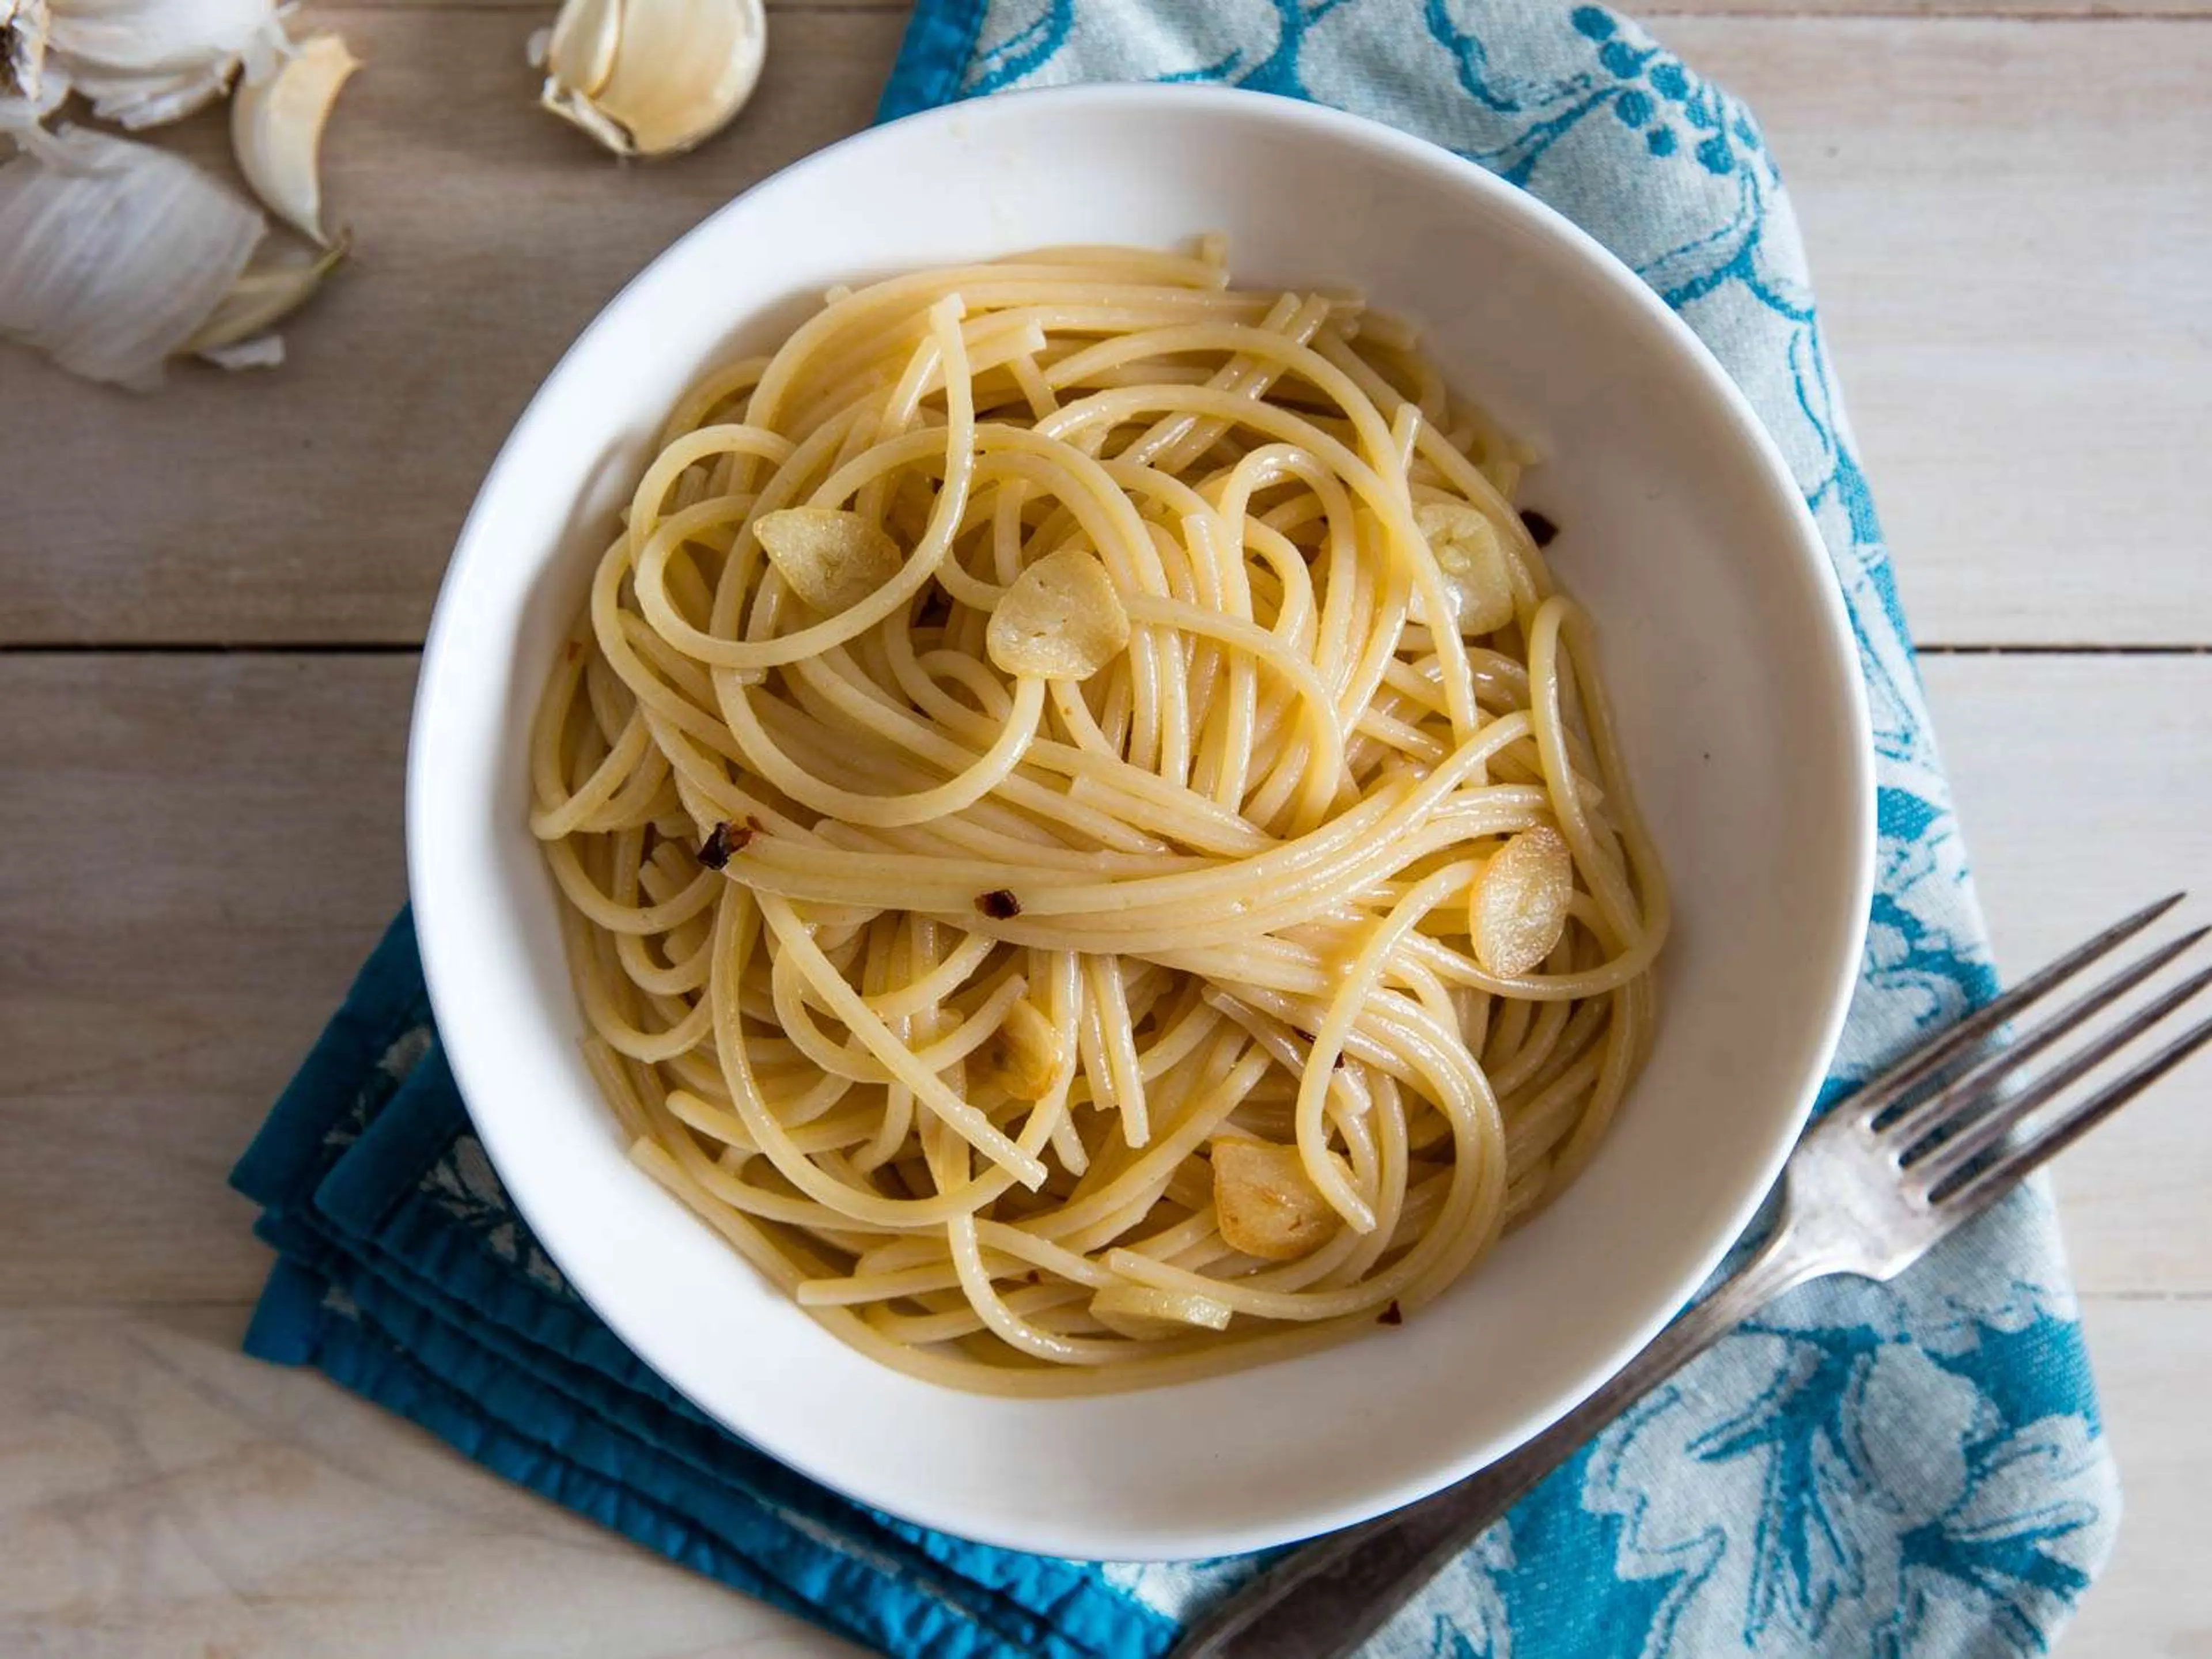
[1668, 16, 2212, 647]
[0, 656, 412, 1306]
[1, 1299, 2195, 1655]
[1922, 653, 2212, 1298]
[2, 16, 2208, 647]
[0, 1306, 862, 1658]
[2037, 1298, 2212, 1657]
[4, 650, 2203, 1307]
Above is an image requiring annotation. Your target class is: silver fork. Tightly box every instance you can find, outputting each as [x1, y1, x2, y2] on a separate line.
[1175, 894, 2212, 1659]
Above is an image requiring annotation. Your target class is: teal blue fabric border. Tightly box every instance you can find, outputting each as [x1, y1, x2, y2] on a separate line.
[232, 911, 1179, 1659]
[877, 0, 991, 122]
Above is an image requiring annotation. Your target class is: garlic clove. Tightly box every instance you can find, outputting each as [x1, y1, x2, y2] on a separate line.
[987, 548, 1131, 682]
[1468, 824, 1574, 978]
[44, 0, 284, 129]
[536, 0, 766, 161]
[0, 122, 263, 388]
[184, 231, 347, 355]
[544, 0, 619, 97]
[1088, 1283, 1233, 1339]
[752, 506, 901, 614]
[230, 32, 358, 245]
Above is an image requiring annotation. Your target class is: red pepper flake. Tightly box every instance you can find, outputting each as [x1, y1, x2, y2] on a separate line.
[976, 888, 1022, 920]
[564, 638, 584, 662]
[1378, 1300, 1404, 1326]
[1520, 509, 1560, 548]
[697, 820, 755, 870]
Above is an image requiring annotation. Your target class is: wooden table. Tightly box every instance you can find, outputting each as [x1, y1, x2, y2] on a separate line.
[3, 2, 2206, 1652]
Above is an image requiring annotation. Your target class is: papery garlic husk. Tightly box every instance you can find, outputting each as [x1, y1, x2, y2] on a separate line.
[185, 230, 347, 358]
[0, 59, 66, 146]
[199, 332, 284, 370]
[0, 122, 263, 388]
[45, 0, 282, 128]
[230, 31, 357, 245]
[1, 0, 50, 103]
[536, 0, 766, 160]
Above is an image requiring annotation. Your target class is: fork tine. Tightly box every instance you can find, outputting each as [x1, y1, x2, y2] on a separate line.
[1936, 1010, 2212, 1222]
[1856, 892, 2186, 1126]
[1913, 963, 2212, 1191]
[1881, 927, 2209, 1154]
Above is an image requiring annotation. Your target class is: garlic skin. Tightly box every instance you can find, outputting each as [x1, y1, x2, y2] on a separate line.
[199, 332, 285, 370]
[230, 32, 357, 245]
[0, 123, 263, 387]
[1, 0, 50, 104]
[186, 230, 347, 358]
[535, 0, 766, 160]
[44, 0, 282, 130]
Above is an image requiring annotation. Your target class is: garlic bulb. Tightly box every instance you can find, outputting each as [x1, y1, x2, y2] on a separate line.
[533, 0, 766, 160]
[0, 123, 263, 387]
[230, 32, 357, 245]
[44, 0, 283, 130]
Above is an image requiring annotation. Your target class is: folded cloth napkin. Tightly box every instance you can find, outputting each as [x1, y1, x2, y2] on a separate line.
[232, 2, 2120, 1653]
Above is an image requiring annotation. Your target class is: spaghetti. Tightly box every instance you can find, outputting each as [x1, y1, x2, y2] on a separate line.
[529, 241, 1668, 1395]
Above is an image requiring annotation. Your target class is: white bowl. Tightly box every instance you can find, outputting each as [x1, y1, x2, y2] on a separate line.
[408, 84, 1873, 1561]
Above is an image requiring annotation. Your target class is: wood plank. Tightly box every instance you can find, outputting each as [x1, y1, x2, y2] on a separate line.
[0, 1298, 2190, 1652]
[0, 1306, 860, 1657]
[2038, 1297, 2212, 1657]
[1669, 17, 2212, 646]
[1921, 654, 2212, 1298]
[0, 6, 906, 647]
[4, 17, 2209, 646]
[0, 655, 414, 1305]
[2, 651, 2203, 1308]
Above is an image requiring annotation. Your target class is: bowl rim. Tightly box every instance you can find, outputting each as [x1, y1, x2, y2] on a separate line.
[408, 79, 1876, 1558]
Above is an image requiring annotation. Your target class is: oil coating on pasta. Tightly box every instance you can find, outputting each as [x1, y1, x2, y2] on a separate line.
[529, 240, 1669, 1395]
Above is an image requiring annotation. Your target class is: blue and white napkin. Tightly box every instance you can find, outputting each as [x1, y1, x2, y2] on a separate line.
[232, 3, 2120, 1653]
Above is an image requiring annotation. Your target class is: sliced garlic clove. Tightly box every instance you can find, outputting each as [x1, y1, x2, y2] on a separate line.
[984, 996, 1063, 1104]
[1414, 499, 1517, 637]
[987, 548, 1131, 681]
[184, 231, 347, 355]
[0, 123, 263, 388]
[1468, 824, 1574, 978]
[752, 505, 902, 614]
[230, 32, 358, 245]
[1210, 1137, 1349, 1263]
[44, 0, 283, 129]
[1088, 1283, 1232, 1340]
[536, 0, 767, 160]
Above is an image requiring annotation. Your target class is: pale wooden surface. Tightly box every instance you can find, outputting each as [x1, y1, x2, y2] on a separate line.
[6, 11, 2211, 647]
[2, 0, 2207, 1653]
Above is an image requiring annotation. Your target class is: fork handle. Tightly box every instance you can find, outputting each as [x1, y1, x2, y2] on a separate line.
[1172, 1229, 1828, 1659]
